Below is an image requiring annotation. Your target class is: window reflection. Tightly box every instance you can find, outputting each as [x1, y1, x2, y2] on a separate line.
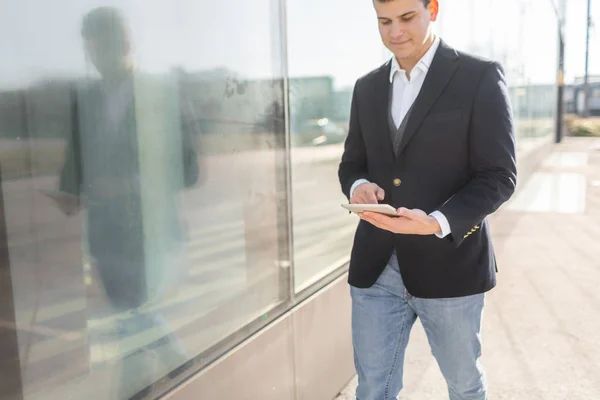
[53, 7, 201, 398]
[1, 2, 287, 399]
[288, 77, 359, 291]
[286, 0, 386, 292]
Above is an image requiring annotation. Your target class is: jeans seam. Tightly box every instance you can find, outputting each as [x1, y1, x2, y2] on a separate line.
[384, 304, 409, 400]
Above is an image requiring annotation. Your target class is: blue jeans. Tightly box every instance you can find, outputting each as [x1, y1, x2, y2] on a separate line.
[351, 251, 487, 400]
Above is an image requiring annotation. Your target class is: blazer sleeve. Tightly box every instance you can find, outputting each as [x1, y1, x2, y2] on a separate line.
[338, 80, 370, 199]
[438, 61, 517, 247]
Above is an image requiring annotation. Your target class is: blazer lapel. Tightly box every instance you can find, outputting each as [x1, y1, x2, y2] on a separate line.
[370, 61, 395, 164]
[395, 40, 460, 156]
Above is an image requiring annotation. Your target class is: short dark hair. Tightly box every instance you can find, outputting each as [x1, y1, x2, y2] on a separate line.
[375, 0, 431, 6]
[81, 7, 127, 43]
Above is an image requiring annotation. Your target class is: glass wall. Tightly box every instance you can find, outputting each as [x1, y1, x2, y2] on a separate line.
[285, 0, 560, 292]
[0, 1, 288, 399]
[436, 0, 559, 150]
[0, 0, 561, 399]
[286, 0, 389, 292]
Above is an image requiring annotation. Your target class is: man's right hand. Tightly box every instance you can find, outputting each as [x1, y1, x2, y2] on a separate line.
[350, 183, 385, 204]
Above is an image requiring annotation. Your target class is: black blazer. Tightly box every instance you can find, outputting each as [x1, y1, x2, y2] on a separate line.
[338, 40, 517, 299]
[59, 73, 202, 309]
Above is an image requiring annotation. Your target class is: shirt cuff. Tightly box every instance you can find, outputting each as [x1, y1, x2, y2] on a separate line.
[350, 179, 370, 198]
[429, 210, 451, 238]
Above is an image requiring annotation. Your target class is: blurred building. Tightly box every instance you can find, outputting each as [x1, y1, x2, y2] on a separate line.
[571, 75, 600, 116]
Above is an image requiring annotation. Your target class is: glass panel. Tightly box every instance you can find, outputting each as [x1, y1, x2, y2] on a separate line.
[0, 1, 288, 399]
[286, 0, 559, 293]
[437, 0, 558, 149]
[286, 0, 388, 292]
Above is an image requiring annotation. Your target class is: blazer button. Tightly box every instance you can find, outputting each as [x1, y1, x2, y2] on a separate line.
[393, 178, 402, 187]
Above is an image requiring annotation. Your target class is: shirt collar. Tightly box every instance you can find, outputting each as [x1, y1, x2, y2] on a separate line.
[389, 36, 441, 83]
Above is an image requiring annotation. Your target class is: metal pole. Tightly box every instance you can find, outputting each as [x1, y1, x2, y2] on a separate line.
[583, 0, 592, 117]
[556, 0, 566, 143]
[556, 35, 565, 143]
[277, 0, 296, 301]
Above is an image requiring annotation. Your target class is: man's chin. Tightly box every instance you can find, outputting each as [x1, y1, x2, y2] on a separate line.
[393, 51, 414, 63]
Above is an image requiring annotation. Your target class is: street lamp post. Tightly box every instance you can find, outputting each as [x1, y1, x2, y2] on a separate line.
[583, 0, 592, 117]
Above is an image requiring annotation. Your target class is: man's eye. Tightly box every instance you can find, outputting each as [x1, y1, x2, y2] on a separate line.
[380, 20, 392, 25]
[402, 16, 414, 22]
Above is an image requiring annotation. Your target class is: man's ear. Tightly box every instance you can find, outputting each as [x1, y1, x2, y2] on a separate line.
[429, 0, 439, 22]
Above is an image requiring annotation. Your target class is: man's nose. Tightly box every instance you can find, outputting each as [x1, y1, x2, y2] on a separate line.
[390, 21, 405, 39]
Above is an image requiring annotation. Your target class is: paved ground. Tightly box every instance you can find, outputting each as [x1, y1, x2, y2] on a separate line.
[336, 137, 600, 400]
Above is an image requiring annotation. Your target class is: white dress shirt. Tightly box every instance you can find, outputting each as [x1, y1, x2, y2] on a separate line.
[349, 36, 451, 239]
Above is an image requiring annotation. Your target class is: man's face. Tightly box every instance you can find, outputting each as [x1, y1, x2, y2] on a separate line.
[84, 36, 129, 77]
[374, 0, 438, 64]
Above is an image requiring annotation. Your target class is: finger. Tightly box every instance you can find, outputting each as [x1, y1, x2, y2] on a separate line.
[362, 212, 392, 228]
[376, 187, 385, 201]
[363, 211, 386, 222]
[362, 212, 409, 233]
[351, 193, 367, 204]
[360, 213, 385, 229]
[361, 193, 374, 204]
[396, 207, 409, 217]
[365, 190, 378, 204]
[396, 207, 423, 221]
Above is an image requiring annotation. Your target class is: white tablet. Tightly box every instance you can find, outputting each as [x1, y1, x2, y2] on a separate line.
[342, 203, 398, 217]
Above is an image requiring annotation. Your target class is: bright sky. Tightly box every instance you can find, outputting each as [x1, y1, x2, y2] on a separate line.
[0, 0, 596, 89]
[564, 0, 599, 83]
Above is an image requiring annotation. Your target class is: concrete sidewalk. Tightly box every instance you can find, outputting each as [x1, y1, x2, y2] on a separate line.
[336, 137, 600, 399]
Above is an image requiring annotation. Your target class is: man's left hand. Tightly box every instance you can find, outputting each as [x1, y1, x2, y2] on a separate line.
[359, 208, 441, 235]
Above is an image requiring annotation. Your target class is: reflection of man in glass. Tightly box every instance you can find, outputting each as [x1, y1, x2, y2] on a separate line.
[56, 6, 201, 399]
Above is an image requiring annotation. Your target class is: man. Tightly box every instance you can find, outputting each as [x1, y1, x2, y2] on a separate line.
[338, 0, 516, 399]
[55, 7, 202, 399]
[59, 5, 202, 311]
